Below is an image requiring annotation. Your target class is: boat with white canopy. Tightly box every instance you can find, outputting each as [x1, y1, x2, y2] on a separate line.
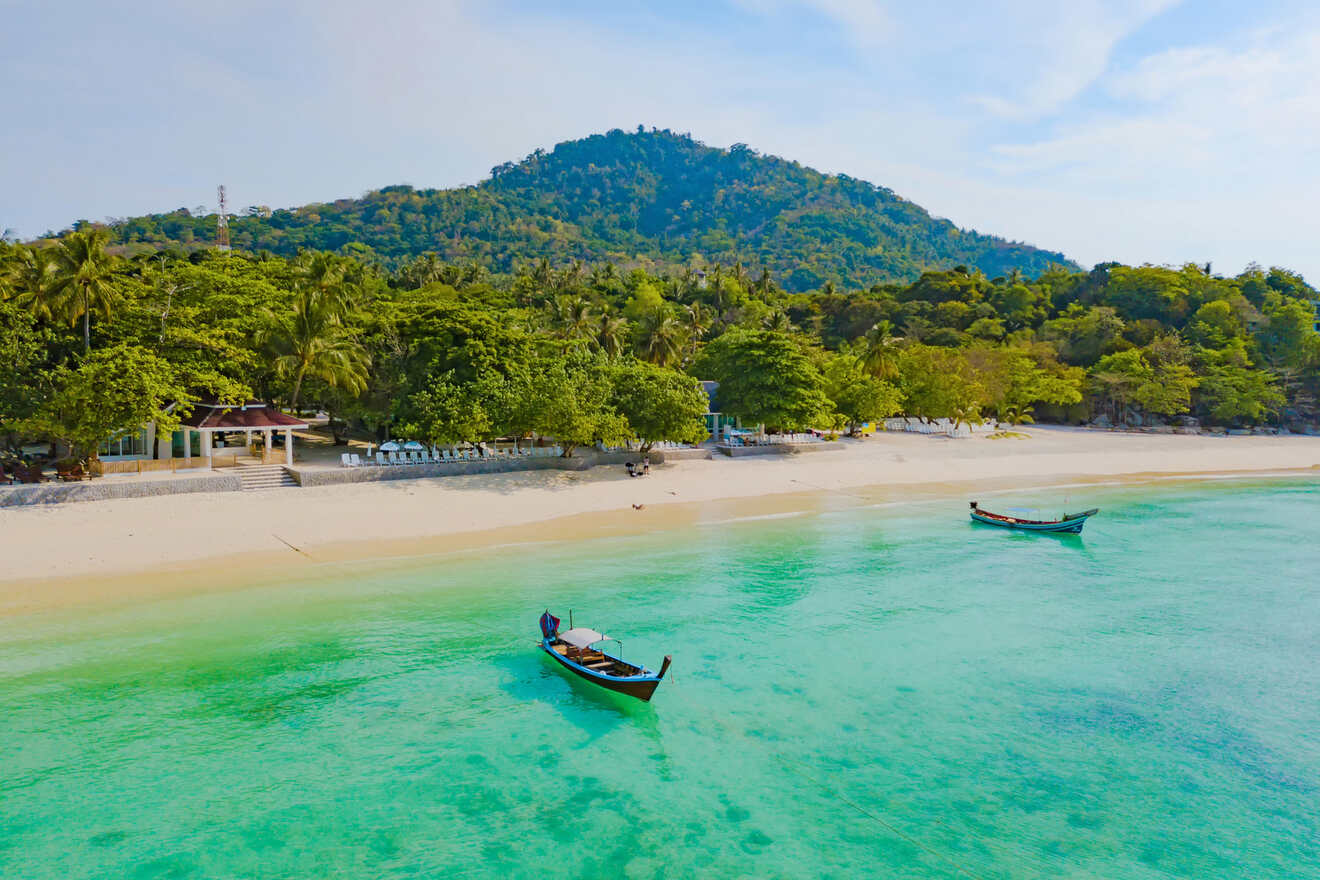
[539, 611, 672, 701]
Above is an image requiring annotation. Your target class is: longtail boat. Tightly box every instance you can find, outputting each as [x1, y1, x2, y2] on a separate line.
[969, 501, 1099, 534]
[539, 610, 672, 702]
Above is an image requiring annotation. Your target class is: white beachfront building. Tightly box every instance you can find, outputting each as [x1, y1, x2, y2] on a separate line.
[99, 398, 308, 466]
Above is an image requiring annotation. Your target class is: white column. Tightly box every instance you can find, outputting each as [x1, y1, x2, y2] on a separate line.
[203, 430, 213, 468]
[183, 429, 192, 464]
[245, 429, 253, 452]
[263, 429, 272, 461]
[284, 429, 293, 466]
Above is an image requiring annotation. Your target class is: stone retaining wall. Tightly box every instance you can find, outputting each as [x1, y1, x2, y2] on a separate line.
[287, 449, 672, 488]
[716, 442, 845, 457]
[0, 472, 243, 508]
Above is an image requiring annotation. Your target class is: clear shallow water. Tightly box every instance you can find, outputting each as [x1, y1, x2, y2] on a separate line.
[2, 479, 1319, 879]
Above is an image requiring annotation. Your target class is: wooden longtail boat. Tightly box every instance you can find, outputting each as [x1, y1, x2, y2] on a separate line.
[539, 610, 672, 702]
[969, 501, 1099, 534]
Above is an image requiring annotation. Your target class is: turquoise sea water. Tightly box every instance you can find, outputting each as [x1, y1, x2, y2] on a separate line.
[2, 478, 1319, 879]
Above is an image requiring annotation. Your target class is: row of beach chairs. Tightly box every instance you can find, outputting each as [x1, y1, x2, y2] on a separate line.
[340, 446, 564, 468]
[881, 418, 991, 437]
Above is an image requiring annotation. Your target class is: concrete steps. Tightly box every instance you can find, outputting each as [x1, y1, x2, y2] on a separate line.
[236, 465, 298, 491]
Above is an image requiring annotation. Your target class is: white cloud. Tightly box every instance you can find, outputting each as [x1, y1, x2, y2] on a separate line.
[976, 22, 1320, 275]
[2, 0, 1316, 281]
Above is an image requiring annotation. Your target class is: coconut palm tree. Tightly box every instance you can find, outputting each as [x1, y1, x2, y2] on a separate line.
[52, 228, 121, 352]
[596, 312, 630, 358]
[7, 246, 62, 321]
[635, 310, 687, 367]
[998, 403, 1035, 428]
[294, 252, 358, 316]
[762, 310, 794, 332]
[859, 320, 902, 381]
[258, 290, 369, 413]
[550, 295, 596, 341]
[950, 406, 983, 434]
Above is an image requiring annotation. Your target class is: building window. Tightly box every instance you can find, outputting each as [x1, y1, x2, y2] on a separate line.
[99, 430, 146, 458]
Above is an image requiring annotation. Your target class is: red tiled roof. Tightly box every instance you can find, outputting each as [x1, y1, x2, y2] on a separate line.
[180, 401, 308, 430]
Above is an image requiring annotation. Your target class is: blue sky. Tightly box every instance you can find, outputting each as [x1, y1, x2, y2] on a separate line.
[3, 0, 1317, 280]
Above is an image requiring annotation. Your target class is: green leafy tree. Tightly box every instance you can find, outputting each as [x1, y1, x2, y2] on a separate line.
[1041, 304, 1126, 366]
[1193, 343, 1283, 424]
[401, 371, 491, 446]
[528, 356, 629, 456]
[1089, 348, 1198, 423]
[823, 354, 902, 433]
[692, 329, 831, 431]
[608, 360, 708, 451]
[26, 344, 192, 459]
[0, 300, 52, 451]
[895, 344, 984, 423]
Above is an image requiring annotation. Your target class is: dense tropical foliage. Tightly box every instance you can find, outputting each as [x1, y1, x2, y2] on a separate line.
[95, 129, 1073, 291]
[2, 220, 1317, 466]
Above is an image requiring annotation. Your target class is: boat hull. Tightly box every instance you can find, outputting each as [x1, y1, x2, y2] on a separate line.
[541, 640, 666, 702]
[970, 509, 1096, 534]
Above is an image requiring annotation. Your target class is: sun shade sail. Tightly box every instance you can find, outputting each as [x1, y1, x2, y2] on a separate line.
[559, 628, 607, 649]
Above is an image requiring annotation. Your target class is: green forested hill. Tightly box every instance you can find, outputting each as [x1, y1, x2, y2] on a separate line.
[104, 129, 1076, 291]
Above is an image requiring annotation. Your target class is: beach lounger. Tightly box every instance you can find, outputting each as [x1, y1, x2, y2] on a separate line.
[349, 454, 362, 467]
[375, 452, 386, 466]
[340, 453, 352, 468]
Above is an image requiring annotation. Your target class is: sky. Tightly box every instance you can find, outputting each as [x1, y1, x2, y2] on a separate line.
[3, 0, 1317, 280]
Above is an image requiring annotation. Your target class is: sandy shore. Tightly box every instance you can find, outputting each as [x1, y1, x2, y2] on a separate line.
[2, 426, 1318, 612]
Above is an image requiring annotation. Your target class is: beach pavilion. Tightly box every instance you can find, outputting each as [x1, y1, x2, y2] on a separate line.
[176, 398, 308, 466]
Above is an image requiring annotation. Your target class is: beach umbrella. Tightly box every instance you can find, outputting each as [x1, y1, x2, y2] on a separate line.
[380, 441, 401, 452]
[403, 440, 425, 450]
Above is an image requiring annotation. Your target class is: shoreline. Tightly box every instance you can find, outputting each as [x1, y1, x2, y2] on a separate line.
[2, 430, 1318, 617]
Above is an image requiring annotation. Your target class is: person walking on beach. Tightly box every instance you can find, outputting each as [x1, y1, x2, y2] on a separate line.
[642, 456, 650, 475]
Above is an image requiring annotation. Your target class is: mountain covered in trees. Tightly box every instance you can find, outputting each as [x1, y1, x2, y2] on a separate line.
[101, 128, 1075, 291]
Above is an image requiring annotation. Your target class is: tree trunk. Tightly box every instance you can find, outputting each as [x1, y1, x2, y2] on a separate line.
[82, 291, 90, 353]
[289, 362, 309, 413]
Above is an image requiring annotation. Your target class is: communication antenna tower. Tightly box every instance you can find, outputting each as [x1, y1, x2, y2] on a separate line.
[216, 184, 231, 251]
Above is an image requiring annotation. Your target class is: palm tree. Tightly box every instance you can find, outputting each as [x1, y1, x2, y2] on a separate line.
[682, 302, 712, 339]
[950, 406, 983, 433]
[596, 312, 630, 358]
[258, 290, 369, 413]
[859, 321, 901, 381]
[7, 246, 62, 321]
[550, 295, 596, 341]
[52, 228, 121, 352]
[635, 310, 687, 367]
[999, 404, 1035, 428]
[762, 310, 794, 332]
[295, 252, 357, 315]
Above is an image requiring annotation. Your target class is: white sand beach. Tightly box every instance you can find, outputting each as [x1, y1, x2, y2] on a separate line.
[2, 426, 1318, 606]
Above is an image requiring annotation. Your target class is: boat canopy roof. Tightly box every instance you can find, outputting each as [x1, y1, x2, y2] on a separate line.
[559, 628, 608, 649]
